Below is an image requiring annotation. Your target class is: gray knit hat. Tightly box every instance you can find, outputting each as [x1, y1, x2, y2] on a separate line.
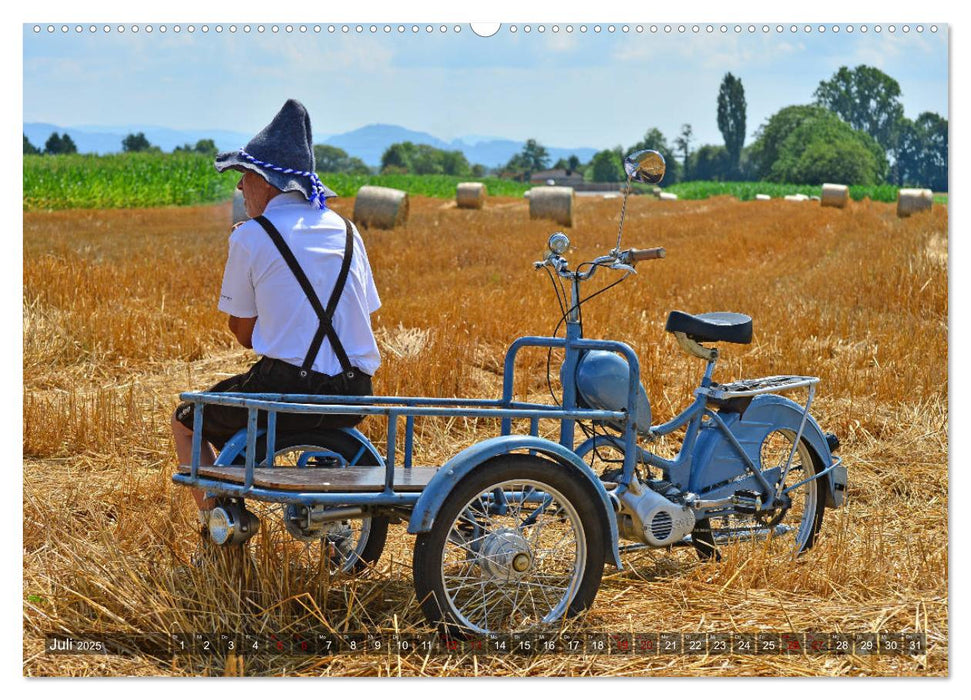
[214, 99, 336, 206]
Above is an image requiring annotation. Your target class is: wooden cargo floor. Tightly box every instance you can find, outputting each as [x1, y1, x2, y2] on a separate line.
[177, 464, 438, 492]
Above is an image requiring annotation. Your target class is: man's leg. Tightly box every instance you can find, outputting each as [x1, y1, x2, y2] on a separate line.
[171, 410, 216, 511]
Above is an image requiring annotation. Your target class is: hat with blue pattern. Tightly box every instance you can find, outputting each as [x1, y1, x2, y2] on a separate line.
[215, 99, 336, 206]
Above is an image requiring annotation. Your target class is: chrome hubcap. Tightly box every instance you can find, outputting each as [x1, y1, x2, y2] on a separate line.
[478, 528, 533, 579]
[440, 479, 587, 633]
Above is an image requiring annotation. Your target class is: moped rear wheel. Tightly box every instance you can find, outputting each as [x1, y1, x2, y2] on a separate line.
[231, 430, 389, 575]
[412, 455, 606, 635]
[709, 431, 825, 555]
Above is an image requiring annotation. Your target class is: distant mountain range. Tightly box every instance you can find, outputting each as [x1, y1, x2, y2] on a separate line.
[323, 124, 598, 169]
[23, 123, 256, 157]
[23, 122, 599, 169]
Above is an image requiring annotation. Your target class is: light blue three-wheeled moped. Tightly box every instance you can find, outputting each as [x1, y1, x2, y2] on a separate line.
[173, 150, 847, 635]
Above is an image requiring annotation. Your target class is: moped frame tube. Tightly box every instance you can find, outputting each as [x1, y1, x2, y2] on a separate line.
[559, 277, 583, 450]
[624, 360, 716, 480]
[574, 358, 776, 501]
[782, 456, 842, 495]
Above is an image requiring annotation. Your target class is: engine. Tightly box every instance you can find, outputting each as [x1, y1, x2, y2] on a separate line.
[616, 476, 696, 547]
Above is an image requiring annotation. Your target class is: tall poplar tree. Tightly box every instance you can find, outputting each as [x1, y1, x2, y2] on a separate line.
[717, 73, 747, 177]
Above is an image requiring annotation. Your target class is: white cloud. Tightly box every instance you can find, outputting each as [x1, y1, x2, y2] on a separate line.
[545, 33, 579, 53]
[241, 34, 395, 78]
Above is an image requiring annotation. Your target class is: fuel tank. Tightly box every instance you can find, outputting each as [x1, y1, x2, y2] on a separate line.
[563, 350, 652, 434]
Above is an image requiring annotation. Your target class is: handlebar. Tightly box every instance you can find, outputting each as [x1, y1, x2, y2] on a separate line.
[535, 245, 666, 281]
[627, 247, 666, 262]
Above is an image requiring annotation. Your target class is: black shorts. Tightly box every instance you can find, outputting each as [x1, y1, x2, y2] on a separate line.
[174, 357, 373, 449]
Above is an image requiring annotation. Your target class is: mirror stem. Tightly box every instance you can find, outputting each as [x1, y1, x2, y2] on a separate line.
[614, 174, 634, 253]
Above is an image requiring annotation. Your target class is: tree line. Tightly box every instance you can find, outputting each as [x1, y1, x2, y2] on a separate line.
[24, 132, 79, 155]
[368, 64, 944, 191]
[23, 130, 220, 157]
[584, 65, 946, 191]
[25, 67, 947, 192]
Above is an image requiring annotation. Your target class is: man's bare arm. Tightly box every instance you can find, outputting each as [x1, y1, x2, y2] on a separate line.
[228, 315, 257, 349]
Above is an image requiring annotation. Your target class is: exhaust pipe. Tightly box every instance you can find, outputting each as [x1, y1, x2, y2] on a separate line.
[307, 506, 365, 524]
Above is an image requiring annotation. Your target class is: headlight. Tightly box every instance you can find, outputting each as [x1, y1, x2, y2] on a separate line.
[209, 503, 260, 546]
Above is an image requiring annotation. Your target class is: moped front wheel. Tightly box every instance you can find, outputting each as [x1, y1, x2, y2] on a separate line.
[412, 455, 606, 636]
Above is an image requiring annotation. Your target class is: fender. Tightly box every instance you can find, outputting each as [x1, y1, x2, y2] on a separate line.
[407, 435, 623, 570]
[214, 426, 384, 467]
[689, 394, 843, 507]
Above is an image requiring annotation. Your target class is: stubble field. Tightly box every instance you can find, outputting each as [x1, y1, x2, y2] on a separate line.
[23, 193, 948, 676]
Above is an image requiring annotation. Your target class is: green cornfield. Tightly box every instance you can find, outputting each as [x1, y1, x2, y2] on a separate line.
[665, 180, 947, 204]
[316, 173, 532, 199]
[23, 153, 532, 211]
[23, 153, 236, 210]
[23, 154, 947, 211]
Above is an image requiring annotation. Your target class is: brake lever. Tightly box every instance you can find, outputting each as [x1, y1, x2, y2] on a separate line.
[534, 254, 569, 275]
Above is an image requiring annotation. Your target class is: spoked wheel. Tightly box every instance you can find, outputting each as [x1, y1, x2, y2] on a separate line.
[412, 455, 606, 635]
[707, 430, 826, 556]
[230, 430, 389, 575]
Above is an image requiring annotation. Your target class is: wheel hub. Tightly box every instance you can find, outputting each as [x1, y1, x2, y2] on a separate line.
[477, 527, 533, 580]
[755, 493, 792, 528]
[284, 504, 322, 541]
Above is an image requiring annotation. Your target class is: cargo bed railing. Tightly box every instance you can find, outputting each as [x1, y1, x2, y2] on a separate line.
[173, 391, 628, 502]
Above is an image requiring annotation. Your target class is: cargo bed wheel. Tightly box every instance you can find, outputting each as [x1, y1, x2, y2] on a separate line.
[233, 430, 389, 574]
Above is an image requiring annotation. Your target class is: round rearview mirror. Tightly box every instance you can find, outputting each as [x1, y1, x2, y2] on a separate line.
[623, 149, 666, 184]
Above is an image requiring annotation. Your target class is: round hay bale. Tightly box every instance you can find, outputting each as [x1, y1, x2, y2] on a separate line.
[353, 185, 409, 229]
[784, 194, 809, 202]
[821, 183, 849, 208]
[897, 188, 933, 218]
[659, 192, 678, 201]
[529, 186, 574, 227]
[755, 194, 771, 201]
[232, 190, 248, 225]
[456, 182, 487, 209]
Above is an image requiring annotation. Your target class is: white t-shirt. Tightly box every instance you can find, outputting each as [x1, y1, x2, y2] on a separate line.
[218, 191, 382, 376]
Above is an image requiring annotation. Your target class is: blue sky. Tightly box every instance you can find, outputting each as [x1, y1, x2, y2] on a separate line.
[22, 20, 948, 152]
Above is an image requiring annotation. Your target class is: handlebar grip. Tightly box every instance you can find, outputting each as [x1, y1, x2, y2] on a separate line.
[629, 247, 666, 261]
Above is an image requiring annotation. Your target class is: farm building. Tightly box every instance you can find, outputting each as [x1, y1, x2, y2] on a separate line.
[529, 169, 585, 186]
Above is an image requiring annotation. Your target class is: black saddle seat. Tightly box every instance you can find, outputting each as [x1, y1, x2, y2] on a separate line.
[665, 310, 753, 345]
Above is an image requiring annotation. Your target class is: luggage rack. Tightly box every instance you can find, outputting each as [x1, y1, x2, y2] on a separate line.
[695, 375, 820, 502]
[696, 375, 819, 400]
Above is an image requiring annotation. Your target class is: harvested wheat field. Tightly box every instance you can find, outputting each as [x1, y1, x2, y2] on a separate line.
[23, 194, 948, 676]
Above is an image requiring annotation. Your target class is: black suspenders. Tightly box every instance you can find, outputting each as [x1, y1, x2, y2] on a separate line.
[253, 214, 356, 379]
